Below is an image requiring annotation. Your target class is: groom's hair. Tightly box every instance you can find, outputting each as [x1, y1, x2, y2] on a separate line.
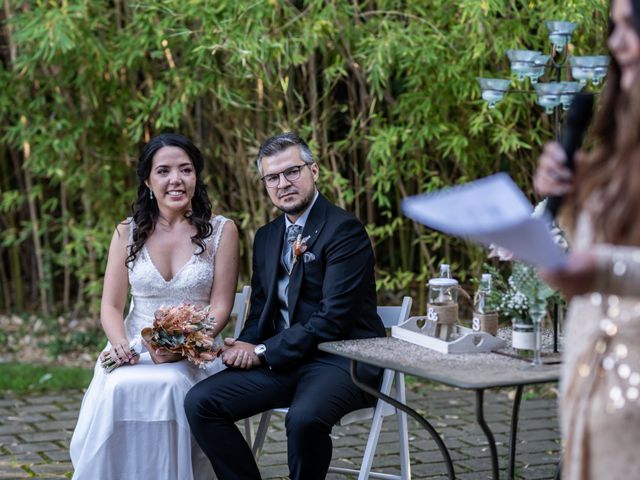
[256, 132, 314, 176]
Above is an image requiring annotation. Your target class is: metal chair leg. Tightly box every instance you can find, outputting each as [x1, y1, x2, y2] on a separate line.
[252, 410, 273, 460]
[243, 417, 254, 447]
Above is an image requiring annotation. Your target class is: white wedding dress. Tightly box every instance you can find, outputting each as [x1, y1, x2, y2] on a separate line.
[70, 215, 229, 480]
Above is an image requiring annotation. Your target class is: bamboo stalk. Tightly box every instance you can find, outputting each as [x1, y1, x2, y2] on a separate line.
[61, 181, 70, 310]
[10, 245, 23, 310]
[396, 176, 434, 273]
[41, 209, 54, 309]
[0, 245, 10, 310]
[78, 91, 99, 312]
[396, 189, 409, 271]
[0, 148, 14, 310]
[2, 0, 16, 63]
[307, 53, 319, 147]
[20, 116, 49, 315]
[5, 149, 26, 310]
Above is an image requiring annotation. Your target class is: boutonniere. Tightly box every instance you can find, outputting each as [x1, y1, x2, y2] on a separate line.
[290, 234, 311, 269]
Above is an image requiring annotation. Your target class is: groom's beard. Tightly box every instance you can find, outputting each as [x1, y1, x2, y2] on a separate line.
[277, 186, 315, 216]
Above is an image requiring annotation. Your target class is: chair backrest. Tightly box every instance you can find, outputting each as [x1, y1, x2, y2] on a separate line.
[232, 285, 252, 338]
[376, 296, 412, 329]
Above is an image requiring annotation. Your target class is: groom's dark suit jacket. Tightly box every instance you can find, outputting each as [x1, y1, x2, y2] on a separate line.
[238, 193, 385, 381]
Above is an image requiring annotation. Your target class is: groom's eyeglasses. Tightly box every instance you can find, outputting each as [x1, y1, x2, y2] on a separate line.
[261, 164, 311, 188]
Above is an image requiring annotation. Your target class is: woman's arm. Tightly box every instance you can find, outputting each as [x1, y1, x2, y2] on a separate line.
[540, 244, 640, 299]
[590, 244, 640, 297]
[208, 220, 240, 337]
[100, 222, 137, 365]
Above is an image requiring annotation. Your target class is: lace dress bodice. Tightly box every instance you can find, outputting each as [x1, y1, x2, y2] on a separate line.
[124, 215, 229, 339]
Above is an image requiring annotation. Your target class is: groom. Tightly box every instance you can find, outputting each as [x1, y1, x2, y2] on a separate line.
[185, 132, 385, 479]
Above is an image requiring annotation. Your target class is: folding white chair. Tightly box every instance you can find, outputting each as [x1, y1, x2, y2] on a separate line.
[232, 285, 252, 338]
[230, 285, 253, 443]
[251, 296, 413, 479]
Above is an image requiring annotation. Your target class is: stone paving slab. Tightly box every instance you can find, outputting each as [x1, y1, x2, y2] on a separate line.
[0, 388, 560, 479]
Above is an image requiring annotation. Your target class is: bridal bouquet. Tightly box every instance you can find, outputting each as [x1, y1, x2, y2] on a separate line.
[141, 304, 222, 368]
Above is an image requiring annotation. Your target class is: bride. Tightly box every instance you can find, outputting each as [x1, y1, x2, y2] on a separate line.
[70, 133, 239, 480]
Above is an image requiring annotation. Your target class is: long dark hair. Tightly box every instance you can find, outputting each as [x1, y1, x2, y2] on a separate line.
[125, 133, 213, 267]
[573, 0, 640, 244]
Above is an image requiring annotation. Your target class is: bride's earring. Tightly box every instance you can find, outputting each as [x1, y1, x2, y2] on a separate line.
[149, 188, 154, 200]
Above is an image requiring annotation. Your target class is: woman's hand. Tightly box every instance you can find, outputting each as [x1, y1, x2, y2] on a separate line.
[141, 338, 183, 364]
[539, 251, 597, 298]
[100, 339, 139, 366]
[533, 142, 576, 198]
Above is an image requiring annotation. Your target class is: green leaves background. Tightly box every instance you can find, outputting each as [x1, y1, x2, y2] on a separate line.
[0, 0, 608, 316]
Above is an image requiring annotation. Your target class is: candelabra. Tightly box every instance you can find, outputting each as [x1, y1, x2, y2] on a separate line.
[478, 20, 609, 359]
[478, 20, 608, 129]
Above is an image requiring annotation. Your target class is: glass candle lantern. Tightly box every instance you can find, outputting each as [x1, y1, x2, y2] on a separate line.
[506, 50, 543, 81]
[570, 55, 610, 85]
[477, 78, 511, 109]
[545, 20, 578, 50]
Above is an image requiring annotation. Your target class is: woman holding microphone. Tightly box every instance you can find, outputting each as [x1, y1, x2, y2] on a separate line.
[534, 0, 640, 478]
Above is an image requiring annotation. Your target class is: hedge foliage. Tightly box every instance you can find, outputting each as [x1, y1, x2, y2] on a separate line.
[0, 0, 607, 316]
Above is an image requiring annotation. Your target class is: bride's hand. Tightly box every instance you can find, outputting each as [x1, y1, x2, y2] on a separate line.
[104, 339, 137, 366]
[142, 339, 182, 364]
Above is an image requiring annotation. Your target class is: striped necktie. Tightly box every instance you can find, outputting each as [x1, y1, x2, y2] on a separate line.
[283, 224, 303, 272]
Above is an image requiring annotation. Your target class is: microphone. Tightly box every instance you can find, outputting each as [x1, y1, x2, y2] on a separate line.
[545, 93, 595, 219]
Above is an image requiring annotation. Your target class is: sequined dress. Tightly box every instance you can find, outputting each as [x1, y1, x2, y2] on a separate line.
[561, 213, 640, 479]
[70, 215, 229, 480]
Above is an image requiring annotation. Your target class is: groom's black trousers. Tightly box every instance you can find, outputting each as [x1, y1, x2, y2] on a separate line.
[184, 360, 374, 480]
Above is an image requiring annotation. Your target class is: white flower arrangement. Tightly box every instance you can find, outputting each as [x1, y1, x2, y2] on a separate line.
[487, 199, 568, 324]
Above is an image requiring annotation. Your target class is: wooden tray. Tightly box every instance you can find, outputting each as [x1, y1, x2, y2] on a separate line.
[391, 317, 506, 354]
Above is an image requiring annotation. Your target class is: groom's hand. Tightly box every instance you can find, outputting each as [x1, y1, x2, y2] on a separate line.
[221, 338, 259, 369]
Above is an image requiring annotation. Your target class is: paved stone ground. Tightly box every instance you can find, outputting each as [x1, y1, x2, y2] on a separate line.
[0, 388, 559, 479]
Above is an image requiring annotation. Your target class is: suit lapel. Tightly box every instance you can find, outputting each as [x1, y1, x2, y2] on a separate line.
[299, 209, 325, 251]
[265, 217, 284, 302]
[287, 193, 328, 321]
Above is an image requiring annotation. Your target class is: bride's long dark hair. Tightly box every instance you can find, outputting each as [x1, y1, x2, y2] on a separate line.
[125, 133, 213, 268]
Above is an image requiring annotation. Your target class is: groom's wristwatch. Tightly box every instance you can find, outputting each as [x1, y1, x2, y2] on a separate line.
[254, 344, 267, 364]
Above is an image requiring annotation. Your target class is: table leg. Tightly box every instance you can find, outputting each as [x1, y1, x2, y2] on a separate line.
[475, 389, 500, 479]
[349, 360, 456, 480]
[508, 385, 524, 480]
[553, 303, 559, 353]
